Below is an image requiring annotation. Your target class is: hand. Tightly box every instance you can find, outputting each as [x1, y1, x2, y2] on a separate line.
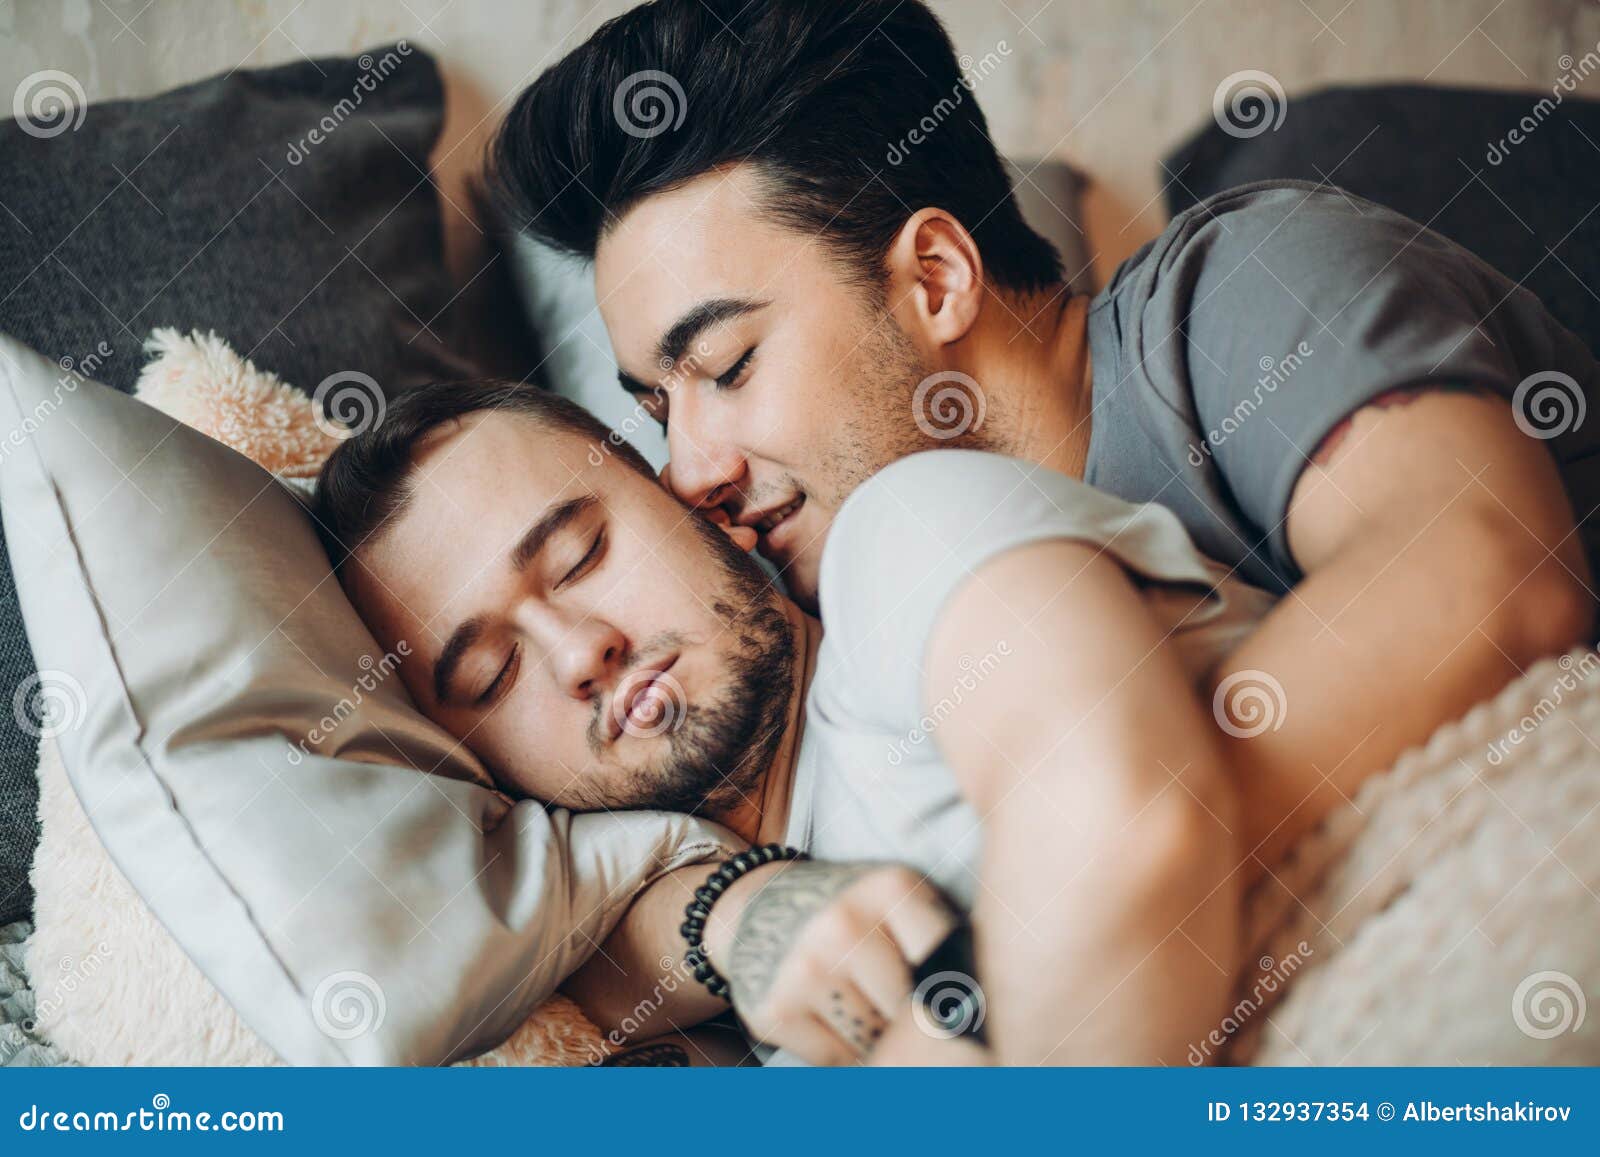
[703, 860, 959, 1065]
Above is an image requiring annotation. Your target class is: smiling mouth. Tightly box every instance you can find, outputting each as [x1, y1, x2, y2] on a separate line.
[748, 495, 805, 546]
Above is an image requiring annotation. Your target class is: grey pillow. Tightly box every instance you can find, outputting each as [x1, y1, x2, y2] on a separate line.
[0, 333, 733, 1064]
[0, 45, 468, 923]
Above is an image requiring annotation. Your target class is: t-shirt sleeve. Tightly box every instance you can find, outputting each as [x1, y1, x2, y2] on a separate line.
[814, 449, 1225, 729]
[1173, 184, 1532, 580]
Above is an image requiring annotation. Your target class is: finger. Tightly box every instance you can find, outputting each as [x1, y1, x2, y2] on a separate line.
[880, 881, 962, 966]
[820, 978, 890, 1055]
[657, 460, 674, 490]
[847, 924, 916, 1022]
[764, 1011, 858, 1067]
[701, 504, 759, 552]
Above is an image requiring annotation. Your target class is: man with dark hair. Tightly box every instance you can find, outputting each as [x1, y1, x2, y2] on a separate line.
[313, 379, 1278, 1065]
[493, 0, 1600, 873]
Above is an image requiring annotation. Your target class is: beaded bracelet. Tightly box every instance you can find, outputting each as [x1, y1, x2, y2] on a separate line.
[679, 843, 809, 999]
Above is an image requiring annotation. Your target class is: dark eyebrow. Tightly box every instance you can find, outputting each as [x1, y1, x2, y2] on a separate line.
[510, 493, 597, 574]
[432, 494, 598, 706]
[653, 297, 769, 374]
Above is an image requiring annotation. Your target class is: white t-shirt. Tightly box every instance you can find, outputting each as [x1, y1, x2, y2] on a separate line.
[784, 449, 1278, 909]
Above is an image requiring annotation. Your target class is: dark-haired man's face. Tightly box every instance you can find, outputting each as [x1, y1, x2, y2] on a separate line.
[595, 164, 945, 612]
[343, 410, 796, 815]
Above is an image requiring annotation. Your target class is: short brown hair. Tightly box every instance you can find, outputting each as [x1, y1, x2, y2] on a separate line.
[312, 378, 653, 570]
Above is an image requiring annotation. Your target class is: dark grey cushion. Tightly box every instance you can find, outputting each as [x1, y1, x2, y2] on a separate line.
[1162, 83, 1600, 357]
[0, 44, 455, 923]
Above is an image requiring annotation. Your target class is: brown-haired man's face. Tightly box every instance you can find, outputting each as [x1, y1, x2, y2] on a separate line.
[343, 409, 795, 814]
[594, 163, 937, 613]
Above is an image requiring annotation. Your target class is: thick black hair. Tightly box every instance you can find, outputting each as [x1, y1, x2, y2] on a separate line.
[491, 0, 1062, 294]
[313, 379, 653, 569]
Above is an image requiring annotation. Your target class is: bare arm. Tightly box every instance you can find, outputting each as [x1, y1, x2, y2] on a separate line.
[1213, 388, 1594, 874]
[926, 538, 1240, 1065]
[565, 855, 955, 1064]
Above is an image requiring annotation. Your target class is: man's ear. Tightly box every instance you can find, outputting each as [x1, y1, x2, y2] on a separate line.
[884, 208, 985, 347]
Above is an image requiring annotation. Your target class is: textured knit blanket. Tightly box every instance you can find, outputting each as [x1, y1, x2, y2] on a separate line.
[1230, 647, 1600, 1064]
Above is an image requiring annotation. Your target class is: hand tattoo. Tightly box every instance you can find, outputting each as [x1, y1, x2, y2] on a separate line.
[726, 861, 873, 1008]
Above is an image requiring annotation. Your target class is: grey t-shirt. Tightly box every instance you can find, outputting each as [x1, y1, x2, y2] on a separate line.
[1085, 180, 1600, 594]
[785, 449, 1276, 909]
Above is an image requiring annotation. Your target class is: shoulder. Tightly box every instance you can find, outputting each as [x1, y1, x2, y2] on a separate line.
[817, 450, 1216, 629]
[1123, 179, 1489, 308]
[818, 450, 1106, 607]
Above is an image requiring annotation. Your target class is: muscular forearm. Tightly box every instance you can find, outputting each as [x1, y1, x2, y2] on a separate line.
[1216, 512, 1591, 876]
[1226, 387, 1595, 876]
[973, 777, 1237, 1065]
[932, 540, 1241, 1065]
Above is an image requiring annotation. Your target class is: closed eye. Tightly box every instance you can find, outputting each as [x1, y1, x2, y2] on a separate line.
[715, 348, 755, 391]
[476, 645, 519, 708]
[558, 530, 606, 589]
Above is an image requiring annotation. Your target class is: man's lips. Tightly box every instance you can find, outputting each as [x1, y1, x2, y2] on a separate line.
[608, 654, 679, 741]
[739, 494, 806, 554]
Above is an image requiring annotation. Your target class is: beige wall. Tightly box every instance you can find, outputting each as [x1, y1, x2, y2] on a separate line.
[3, 0, 1596, 283]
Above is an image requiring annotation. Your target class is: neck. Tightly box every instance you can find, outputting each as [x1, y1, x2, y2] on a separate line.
[710, 599, 820, 846]
[949, 284, 1095, 479]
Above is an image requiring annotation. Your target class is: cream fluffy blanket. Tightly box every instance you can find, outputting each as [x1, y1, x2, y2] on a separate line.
[1230, 647, 1600, 1064]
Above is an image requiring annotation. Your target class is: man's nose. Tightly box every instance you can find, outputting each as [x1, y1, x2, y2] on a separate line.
[663, 390, 747, 509]
[533, 611, 627, 702]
